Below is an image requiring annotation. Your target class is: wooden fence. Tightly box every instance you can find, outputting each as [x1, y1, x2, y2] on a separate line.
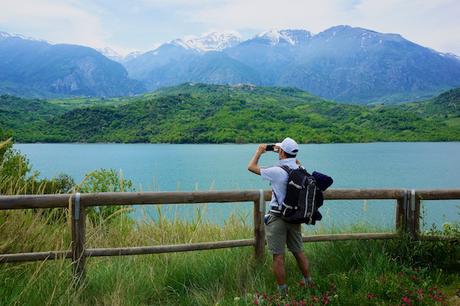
[0, 188, 459, 283]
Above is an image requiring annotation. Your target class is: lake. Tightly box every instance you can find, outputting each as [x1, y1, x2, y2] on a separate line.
[15, 142, 460, 231]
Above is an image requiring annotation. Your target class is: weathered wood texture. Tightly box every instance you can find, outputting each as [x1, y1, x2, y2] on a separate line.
[0, 251, 71, 263]
[253, 198, 265, 261]
[0, 189, 429, 210]
[411, 198, 421, 239]
[71, 194, 86, 283]
[396, 197, 406, 232]
[4, 232, 459, 264]
[302, 233, 397, 242]
[1, 189, 458, 276]
[416, 189, 460, 200]
[0, 191, 260, 210]
[86, 239, 256, 257]
[323, 189, 406, 200]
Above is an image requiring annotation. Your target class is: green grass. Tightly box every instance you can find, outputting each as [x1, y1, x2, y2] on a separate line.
[48, 96, 139, 110]
[445, 117, 460, 128]
[1, 208, 459, 306]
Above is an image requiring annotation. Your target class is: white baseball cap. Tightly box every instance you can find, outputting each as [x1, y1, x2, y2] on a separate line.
[276, 137, 299, 155]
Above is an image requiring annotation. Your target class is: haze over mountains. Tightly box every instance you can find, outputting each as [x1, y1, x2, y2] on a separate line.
[1, 26, 460, 103]
[0, 31, 144, 98]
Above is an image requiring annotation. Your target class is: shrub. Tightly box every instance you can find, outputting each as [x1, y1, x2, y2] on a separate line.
[75, 168, 134, 224]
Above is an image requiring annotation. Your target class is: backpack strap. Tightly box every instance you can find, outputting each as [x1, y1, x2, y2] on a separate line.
[279, 165, 308, 174]
[271, 165, 292, 210]
[272, 190, 281, 209]
[279, 165, 291, 174]
[281, 165, 309, 190]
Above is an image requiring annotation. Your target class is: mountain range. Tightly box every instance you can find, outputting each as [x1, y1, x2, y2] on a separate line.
[1, 26, 460, 103]
[0, 31, 144, 98]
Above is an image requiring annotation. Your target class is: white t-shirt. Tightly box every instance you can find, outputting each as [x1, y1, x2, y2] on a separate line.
[260, 158, 299, 213]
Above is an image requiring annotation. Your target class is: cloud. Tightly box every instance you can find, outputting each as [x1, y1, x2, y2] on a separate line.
[184, 0, 346, 33]
[183, 0, 460, 54]
[140, 0, 220, 8]
[0, 0, 458, 55]
[350, 0, 460, 54]
[0, 0, 108, 48]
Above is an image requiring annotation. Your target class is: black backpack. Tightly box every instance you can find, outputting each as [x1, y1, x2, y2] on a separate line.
[275, 165, 324, 225]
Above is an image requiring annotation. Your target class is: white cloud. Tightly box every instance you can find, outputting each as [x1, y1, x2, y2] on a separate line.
[184, 0, 345, 33]
[140, 0, 219, 8]
[350, 0, 460, 54]
[183, 0, 460, 54]
[0, 0, 109, 48]
[0, 0, 459, 55]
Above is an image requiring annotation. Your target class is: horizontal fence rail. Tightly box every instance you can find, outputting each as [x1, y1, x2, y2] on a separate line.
[86, 239, 256, 258]
[0, 188, 423, 210]
[1, 188, 459, 284]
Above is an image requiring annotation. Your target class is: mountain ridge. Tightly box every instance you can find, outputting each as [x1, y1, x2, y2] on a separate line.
[0, 34, 145, 98]
[2, 26, 460, 103]
[123, 26, 460, 103]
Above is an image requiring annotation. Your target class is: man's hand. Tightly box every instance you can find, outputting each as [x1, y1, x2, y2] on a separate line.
[247, 144, 267, 175]
[257, 144, 267, 155]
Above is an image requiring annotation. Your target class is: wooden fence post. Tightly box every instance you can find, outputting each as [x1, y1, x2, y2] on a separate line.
[396, 190, 408, 233]
[71, 193, 86, 284]
[404, 189, 420, 240]
[409, 190, 421, 240]
[396, 198, 404, 233]
[253, 190, 265, 262]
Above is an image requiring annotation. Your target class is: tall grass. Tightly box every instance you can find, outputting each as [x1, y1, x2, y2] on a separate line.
[1, 206, 459, 305]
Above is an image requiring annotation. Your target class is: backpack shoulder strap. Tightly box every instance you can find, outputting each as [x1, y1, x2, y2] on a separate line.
[272, 165, 291, 208]
[279, 165, 291, 174]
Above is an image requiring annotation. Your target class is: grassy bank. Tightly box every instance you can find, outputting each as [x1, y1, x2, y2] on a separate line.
[1, 208, 459, 306]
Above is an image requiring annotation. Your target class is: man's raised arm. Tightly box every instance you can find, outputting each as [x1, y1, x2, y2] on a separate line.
[247, 144, 266, 175]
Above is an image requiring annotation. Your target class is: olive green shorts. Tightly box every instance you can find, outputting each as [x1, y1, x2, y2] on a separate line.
[265, 213, 303, 254]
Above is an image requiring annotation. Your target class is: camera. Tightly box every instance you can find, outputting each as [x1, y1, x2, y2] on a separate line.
[266, 144, 276, 151]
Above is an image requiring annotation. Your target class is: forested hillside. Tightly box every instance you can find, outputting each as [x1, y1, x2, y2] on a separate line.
[1, 84, 459, 143]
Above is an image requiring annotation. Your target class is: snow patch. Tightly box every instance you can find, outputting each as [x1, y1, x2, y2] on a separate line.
[97, 47, 122, 58]
[256, 29, 311, 46]
[171, 31, 242, 52]
[0, 31, 47, 43]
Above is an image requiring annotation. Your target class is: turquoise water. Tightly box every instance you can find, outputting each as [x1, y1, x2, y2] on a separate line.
[15, 142, 460, 230]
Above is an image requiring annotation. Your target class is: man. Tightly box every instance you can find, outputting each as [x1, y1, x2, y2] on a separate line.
[247, 137, 312, 296]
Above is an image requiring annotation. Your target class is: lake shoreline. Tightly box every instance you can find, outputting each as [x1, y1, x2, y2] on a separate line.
[14, 140, 460, 145]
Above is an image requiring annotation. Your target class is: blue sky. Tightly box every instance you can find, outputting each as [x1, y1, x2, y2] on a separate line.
[0, 0, 459, 55]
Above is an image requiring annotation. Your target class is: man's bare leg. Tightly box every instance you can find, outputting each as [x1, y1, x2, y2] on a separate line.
[292, 251, 310, 279]
[273, 254, 288, 295]
[273, 254, 286, 284]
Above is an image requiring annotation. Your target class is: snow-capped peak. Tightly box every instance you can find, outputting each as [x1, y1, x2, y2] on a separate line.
[96, 47, 129, 63]
[0, 31, 47, 42]
[171, 31, 242, 52]
[97, 47, 144, 63]
[125, 51, 143, 61]
[436, 51, 460, 62]
[97, 47, 122, 59]
[0, 31, 11, 40]
[256, 29, 312, 46]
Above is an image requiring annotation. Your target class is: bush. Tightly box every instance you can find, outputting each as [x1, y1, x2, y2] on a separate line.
[75, 168, 134, 224]
[385, 223, 460, 271]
